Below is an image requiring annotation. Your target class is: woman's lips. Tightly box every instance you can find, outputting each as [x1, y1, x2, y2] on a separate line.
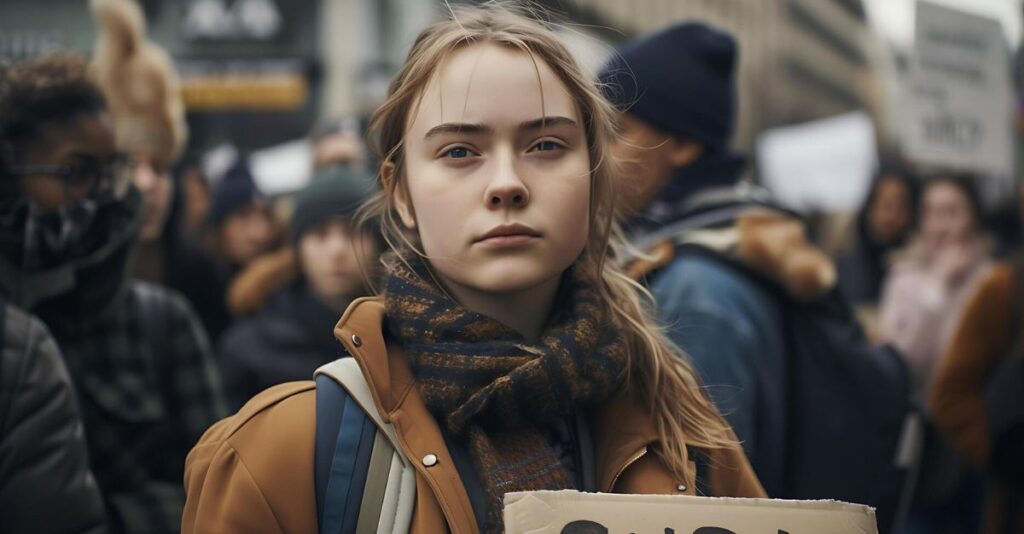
[476, 234, 540, 248]
[475, 223, 542, 248]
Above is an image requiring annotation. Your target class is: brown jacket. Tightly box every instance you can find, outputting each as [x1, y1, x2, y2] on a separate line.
[183, 298, 765, 533]
[929, 262, 1023, 534]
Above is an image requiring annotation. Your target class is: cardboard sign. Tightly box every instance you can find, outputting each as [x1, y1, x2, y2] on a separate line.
[504, 491, 877, 534]
[902, 1, 1013, 179]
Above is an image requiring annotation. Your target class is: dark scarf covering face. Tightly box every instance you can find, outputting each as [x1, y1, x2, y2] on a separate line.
[627, 151, 746, 235]
[384, 259, 628, 531]
[0, 188, 142, 325]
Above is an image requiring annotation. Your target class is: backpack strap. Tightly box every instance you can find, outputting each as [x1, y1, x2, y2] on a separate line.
[314, 357, 416, 534]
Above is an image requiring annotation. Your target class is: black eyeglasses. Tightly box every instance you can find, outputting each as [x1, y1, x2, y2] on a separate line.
[7, 154, 132, 200]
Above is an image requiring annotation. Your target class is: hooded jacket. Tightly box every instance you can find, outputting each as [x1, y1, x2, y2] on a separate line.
[0, 189, 228, 534]
[627, 189, 837, 498]
[0, 303, 108, 534]
[183, 297, 766, 533]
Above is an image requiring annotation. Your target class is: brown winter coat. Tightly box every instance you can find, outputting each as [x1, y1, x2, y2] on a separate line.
[182, 297, 765, 533]
[930, 262, 1024, 534]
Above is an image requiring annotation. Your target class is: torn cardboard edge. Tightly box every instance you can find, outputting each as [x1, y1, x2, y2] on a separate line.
[504, 490, 878, 534]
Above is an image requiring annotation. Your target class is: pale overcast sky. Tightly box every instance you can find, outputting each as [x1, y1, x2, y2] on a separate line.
[864, 0, 1022, 49]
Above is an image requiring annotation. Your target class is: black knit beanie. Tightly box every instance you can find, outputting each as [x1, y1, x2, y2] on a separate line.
[290, 165, 377, 244]
[599, 23, 738, 151]
[209, 160, 265, 226]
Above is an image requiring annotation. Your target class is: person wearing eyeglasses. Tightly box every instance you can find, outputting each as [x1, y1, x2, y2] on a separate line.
[0, 54, 228, 534]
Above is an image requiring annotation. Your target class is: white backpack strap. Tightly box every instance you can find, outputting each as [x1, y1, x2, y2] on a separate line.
[315, 358, 416, 534]
[316, 358, 402, 447]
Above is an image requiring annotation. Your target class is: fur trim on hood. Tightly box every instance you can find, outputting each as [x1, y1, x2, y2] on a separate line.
[734, 211, 837, 301]
[227, 247, 299, 317]
[90, 0, 187, 163]
[628, 209, 837, 302]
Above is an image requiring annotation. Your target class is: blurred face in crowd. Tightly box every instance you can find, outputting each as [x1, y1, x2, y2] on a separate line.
[132, 153, 174, 241]
[611, 112, 704, 214]
[867, 176, 913, 247]
[394, 43, 592, 303]
[219, 204, 274, 266]
[181, 166, 211, 235]
[15, 113, 121, 211]
[920, 180, 976, 250]
[298, 218, 377, 308]
[314, 131, 365, 169]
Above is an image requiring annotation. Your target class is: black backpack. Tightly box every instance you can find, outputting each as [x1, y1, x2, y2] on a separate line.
[675, 242, 916, 532]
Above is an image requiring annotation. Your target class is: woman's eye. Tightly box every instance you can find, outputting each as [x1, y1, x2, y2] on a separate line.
[443, 146, 474, 159]
[529, 140, 563, 152]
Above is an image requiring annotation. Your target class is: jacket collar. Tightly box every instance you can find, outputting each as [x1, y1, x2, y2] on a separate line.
[334, 297, 665, 532]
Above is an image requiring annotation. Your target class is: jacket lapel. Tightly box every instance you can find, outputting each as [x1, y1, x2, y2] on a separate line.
[335, 298, 479, 534]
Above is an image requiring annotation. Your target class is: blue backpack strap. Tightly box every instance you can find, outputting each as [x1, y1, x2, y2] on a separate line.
[315, 370, 374, 534]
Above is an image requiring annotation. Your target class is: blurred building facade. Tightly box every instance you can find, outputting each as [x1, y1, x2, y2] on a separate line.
[568, 0, 883, 152]
[1, 0, 887, 166]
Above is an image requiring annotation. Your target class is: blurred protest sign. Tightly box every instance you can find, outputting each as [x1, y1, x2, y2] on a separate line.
[902, 1, 1013, 181]
[504, 491, 878, 534]
[249, 138, 314, 196]
[757, 111, 877, 213]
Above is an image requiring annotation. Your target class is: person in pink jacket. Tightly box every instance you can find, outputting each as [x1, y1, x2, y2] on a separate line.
[880, 175, 992, 405]
[879, 174, 991, 534]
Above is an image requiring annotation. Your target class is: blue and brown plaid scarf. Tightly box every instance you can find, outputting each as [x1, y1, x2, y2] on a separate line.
[384, 259, 628, 531]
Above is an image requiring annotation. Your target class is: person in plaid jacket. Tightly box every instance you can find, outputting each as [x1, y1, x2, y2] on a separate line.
[0, 55, 228, 533]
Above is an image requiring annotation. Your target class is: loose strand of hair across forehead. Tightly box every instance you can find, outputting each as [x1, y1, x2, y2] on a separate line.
[355, 1, 738, 482]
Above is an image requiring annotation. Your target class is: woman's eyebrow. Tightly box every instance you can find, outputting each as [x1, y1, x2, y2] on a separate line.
[423, 122, 493, 140]
[519, 116, 579, 131]
[423, 116, 579, 140]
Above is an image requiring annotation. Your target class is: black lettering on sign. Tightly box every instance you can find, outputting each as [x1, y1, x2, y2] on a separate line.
[693, 528, 736, 534]
[921, 115, 983, 150]
[560, 520, 608, 534]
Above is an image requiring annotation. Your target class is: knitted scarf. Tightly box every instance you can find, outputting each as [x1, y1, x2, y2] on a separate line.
[384, 259, 628, 532]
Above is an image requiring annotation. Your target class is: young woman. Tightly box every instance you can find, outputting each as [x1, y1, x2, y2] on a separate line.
[837, 166, 919, 308]
[880, 175, 992, 404]
[183, 6, 763, 533]
[879, 175, 991, 534]
[218, 167, 380, 409]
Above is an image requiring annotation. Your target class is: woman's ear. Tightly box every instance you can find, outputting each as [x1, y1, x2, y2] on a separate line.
[668, 140, 704, 169]
[382, 161, 417, 229]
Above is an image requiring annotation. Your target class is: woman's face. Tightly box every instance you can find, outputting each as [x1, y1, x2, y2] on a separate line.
[219, 204, 274, 266]
[920, 180, 976, 249]
[867, 177, 913, 247]
[396, 43, 592, 297]
[298, 218, 377, 306]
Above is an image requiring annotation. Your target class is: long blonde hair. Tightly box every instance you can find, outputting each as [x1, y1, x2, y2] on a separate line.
[357, 3, 736, 480]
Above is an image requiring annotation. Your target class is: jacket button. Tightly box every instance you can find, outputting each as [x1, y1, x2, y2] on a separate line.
[422, 454, 438, 467]
[676, 484, 687, 492]
[351, 334, 362, 347]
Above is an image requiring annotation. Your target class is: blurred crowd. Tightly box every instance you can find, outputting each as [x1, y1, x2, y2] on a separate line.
[0, 1, 1022, 534]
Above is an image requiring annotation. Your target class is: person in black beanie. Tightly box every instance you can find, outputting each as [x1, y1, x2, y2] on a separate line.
[182, 159, 280, 343]
[217, 166, 380, 409]
[207, 160, 277, 268]
[603, 23, 843, 504]
[600, 22, 745, 231]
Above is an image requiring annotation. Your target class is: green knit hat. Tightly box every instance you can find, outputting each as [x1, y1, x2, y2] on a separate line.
[290, 165, 377, 244]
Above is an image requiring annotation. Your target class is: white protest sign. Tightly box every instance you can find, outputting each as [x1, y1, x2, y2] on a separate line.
[248, 138, 314, 196]
[757, 111, 878, 213]
[902, 1, 1013, 179]
[504, 491, 878, 534]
